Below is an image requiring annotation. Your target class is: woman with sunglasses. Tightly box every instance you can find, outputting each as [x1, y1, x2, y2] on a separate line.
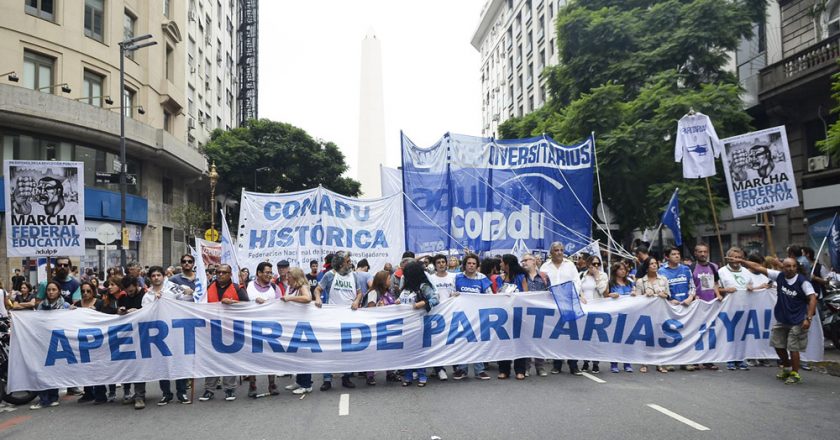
[578, 255, 608, 373]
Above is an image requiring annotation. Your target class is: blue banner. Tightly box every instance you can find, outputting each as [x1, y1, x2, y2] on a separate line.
[828, 213, 840, 271]
[661, 189, 682, 246]
[400, 132, 594, 255]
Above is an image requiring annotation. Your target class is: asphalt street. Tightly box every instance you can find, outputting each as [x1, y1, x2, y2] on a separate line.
[1, 355, 838, 440]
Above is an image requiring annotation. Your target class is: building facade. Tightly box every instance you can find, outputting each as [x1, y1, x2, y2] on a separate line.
[0, 0, 241, 278]
[471, 0, 565, 138]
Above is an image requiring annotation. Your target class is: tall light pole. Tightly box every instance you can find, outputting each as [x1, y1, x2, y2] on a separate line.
[118, 34, 156, 267]
[209, 162, 219, 241]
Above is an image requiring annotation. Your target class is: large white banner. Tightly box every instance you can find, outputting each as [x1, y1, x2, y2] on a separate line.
[720, 126, 799, 218]
[237, 186, 404, 272]
[9, 291, 822, 391]
[4, 160, 86, 257]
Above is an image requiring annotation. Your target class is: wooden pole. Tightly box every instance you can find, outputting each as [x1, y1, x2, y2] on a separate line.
[704, 178, 726, 264]
[763, 212, 776, 257]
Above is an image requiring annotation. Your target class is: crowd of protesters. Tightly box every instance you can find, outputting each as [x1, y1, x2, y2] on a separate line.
[1, 239, 830, 410]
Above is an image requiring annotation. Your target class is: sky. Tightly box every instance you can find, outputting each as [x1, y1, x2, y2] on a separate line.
[258, 0, 484, 178]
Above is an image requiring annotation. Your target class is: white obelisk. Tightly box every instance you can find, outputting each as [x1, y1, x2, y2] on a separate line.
[357, 29, 385, 198]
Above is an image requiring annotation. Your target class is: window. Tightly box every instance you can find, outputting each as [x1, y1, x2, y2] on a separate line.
[85, 0, 105, 42]
[165, 44, 174, 80]
[124, 10, 136, 60]
[162, 177, 174, 204]
[82, 70, 104, 106]
[188, 86, 195, 117]
[163, 109, 173, 133]
[163, 0, 170, 18]
[829, 1, 840, 36]
[23, 51, 54, 93]
[25, 0, 54, 21]
[123, 88, 135, 117]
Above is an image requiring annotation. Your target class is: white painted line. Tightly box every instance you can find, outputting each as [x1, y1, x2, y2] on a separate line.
[338, 393, 350, 416]
[581, 372, 606, 383]
[646, 404, 710, 431]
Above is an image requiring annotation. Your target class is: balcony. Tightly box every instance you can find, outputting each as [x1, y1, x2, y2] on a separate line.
[759, 33, 840, 101]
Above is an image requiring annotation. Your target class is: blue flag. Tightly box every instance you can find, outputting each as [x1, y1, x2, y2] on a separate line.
[549, 281, 584, 322]
[828, 213, 840, 271]
[661, 189, 682, 246]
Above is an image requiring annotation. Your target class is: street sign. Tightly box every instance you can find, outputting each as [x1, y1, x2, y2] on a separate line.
[96, 223, 118, 244]
[204, 228, 220, 241]
[95, 172, 137, 185]
[95, 244, 118, 250]
[122, 227, 130, 249]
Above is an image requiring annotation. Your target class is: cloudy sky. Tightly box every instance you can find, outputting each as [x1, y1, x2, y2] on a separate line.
[258, 0, 484, 177]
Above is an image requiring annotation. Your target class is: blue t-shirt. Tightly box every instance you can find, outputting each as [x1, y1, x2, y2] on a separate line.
[658, 264, 693, 301]
[610, 282, 635, 296]
[37, 276, 81, 303]
[455, 273, 492, 294]
[500, 273, 527, 292]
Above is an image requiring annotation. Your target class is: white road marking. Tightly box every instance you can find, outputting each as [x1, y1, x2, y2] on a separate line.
[581, 372, 606, 383]
[339, 393, 350, 416]
[646, 404, 710, 431]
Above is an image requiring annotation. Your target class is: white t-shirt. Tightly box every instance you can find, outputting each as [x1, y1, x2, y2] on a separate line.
[540, 259, 581, 292]
[579, 275, 597, 301]
[328, 271, 358, 305]
[718, 265, 753, 294]
[429, 272, 456, 300]
[247, 281, 281, 302]
[675, 112, 721, 179]
[766, 269, 816, 295]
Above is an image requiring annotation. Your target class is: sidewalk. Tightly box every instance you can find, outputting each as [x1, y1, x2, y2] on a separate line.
[816, 339, 840, 377]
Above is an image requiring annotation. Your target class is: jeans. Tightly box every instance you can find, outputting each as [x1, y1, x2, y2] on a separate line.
[553, 359, 579, 371]
[159, 379, 188, 397]
[457, 363, 485, 375]
[38, 389, 58, 405]
[498, 359, 527, 376]
[403, 368, 427, 382]
[323, 373, 352, 382]
[297, 374, 313, 388]
[92, 385, 108, 403]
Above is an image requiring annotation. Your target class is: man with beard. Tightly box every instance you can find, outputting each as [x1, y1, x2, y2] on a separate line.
[36, 257, 81, 304]
[314, 251, 364, 391]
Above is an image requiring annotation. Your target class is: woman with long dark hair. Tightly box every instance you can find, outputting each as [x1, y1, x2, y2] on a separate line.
[480, 257, 501, 293]
[398, 261, 440, 387]
[498, 254, 530, 379]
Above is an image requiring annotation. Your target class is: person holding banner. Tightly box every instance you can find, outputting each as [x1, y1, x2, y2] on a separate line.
[634, 258, 672, 373]
[115, 276, 150, 409]
[199, 264, 247, 402]
[497, 254, 530, 380]
[540, 242, 583, 376]
[717, 248, 752, 371]
[169, 254, 198, 296]
[29, 281, 68, 410]
[659, 247, 697, 371]
[314, 252, 364, 391]
[453, 253, 493, 381]
[246, 262, 282, 398]
[732, 256, 818, 384]
[398, 261, 440, 387]
[607, 262, 635, 372]
[579, 255, 607, 374]
[283, 267, 317, 394]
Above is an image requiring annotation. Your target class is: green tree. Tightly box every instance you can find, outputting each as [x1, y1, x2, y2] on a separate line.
[500, 0, 765, 242]
[201, 119, 361, 200]
[817, 67, 840, 160]
[171, 203, 210, 246]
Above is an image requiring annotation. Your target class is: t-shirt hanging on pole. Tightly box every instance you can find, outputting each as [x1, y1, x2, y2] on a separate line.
[675, 113, 722, 179]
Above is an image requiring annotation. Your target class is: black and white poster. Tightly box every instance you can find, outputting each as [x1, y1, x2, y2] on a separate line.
[720, 126, 799, 218]
[4, 160, 86, 257]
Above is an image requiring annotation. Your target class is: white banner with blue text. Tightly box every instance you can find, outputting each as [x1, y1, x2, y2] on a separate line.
[9, 291, 822, 391]
[237, 186, 404, 273]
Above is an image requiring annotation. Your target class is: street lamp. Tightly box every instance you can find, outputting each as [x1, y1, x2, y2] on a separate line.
[118, 34, 156, 267]
[209, 162, 219, 241]
[254, 167, 270, 191]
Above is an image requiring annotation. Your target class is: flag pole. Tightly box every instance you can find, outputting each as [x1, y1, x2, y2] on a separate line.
[812, 213, 838, 276]
[704, 177, 725, 263]
[762, 212, 777, 258]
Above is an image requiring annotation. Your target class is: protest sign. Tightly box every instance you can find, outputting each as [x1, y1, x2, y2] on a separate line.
[720, 126, 799, 218]
[237, 186, 404, 272]
[8, 290, 822, 391]
[4, 160, 85, 257]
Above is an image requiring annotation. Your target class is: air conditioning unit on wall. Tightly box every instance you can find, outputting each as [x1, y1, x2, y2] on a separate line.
[807, 155, 830, 172]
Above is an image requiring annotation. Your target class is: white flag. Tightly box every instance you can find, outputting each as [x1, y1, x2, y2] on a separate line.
[190, 243, 209, 303]
[573, 239, 600, 257]
[220, 210, 241, 287]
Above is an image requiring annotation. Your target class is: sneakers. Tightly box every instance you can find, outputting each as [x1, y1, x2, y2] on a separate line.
[29, 402, 44, 410]
[269, 384, 280, 395]
[157, 394, 173, 406]
[134, 399, 145, 410]
[292, 386, 312, 395]
[538, 369, 549, 377]
[571, 369, 583, 376]
[611, 366, 620, 373]
[320, 381, 332, 392]
[477, 372, 491, 380]
[417, 379, 427, 387]
[122, 394, 134, 405]
[776, 368, 792, 380]
[624, 365, 634, 373]
[224, 389, 236, 401]
[341, 377, 356, 389]
[438, 370, 448, 381]
[366, 376, 376, 386]
[31, 401, 59, 410]
[247, 384, 258, 398]
[177, 393, 191, 404]
[727, 362, 737, 370]
[581, 361, 590, 372]
[285, 383, 299, 390]
[738, 362, 750, 371]
[801, 362, 812, 371]
[107, 392, 116, 403]
[784, 371, 802, 384]
[199, 390, 214, 401]
[77, 395, 95, 403]
[550, 368, 561, 374]
[452, 369, 466, 380]
[591, 365, 600, 374]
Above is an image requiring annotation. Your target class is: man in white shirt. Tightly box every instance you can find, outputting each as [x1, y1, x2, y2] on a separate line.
[539, 241, 582, 376]
[429, 254, 457, 301]
[717, 247, 752, 371]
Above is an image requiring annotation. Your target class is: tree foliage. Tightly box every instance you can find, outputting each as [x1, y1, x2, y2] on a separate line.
[500, 0, 765, 241]
[817, 66, 840, 160]
[171, 203, 210, 246]
[201, 119, 361, 200]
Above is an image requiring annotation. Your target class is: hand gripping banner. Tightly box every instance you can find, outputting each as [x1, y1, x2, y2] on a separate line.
[400, 132, 594, 256]
[9, 291, 822, 391]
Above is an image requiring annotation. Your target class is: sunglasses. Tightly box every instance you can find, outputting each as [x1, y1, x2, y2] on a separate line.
[81, 289, 94, 293]
[181, 259, 194, 264]
[56, 263, 70, 268]
[216, 270, 231, 274]
[592, 263, 601, 267]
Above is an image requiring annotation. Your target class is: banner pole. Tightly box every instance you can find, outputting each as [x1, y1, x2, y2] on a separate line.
[762, 212, 777, 258]
[704, 177, 725, 263]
